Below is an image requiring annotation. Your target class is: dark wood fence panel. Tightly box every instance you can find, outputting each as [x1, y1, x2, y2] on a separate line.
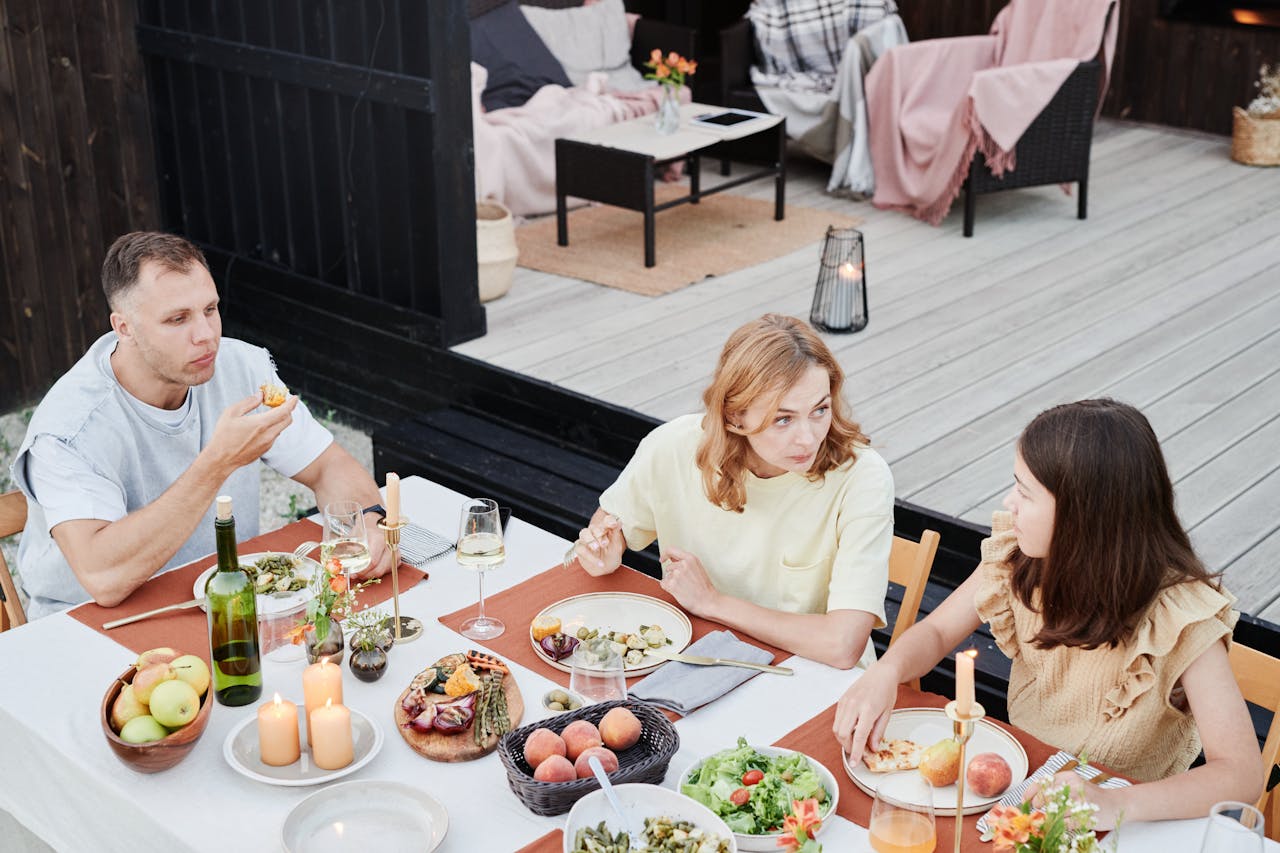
[0, 0, 160, 411]
[136, 0, 484, 347]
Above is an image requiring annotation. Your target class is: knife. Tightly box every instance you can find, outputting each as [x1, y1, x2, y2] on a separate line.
[648, 647, 793, 675]
[103, 598, 204, 630]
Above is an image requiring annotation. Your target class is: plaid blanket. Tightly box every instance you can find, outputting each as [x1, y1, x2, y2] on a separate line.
[748, 0, 897, 87]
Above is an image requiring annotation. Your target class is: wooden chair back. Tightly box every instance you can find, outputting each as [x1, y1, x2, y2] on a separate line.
[888, 530, 940, 689]
[0, 490, 28, 632]
[1229, 640, 1280, 839]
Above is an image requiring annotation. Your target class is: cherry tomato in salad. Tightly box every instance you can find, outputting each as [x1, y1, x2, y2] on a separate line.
[729, 787, 751, 806]
[742, 769, 765, 786]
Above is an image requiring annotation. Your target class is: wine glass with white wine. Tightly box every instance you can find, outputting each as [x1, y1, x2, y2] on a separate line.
[457, 498, 506, 640]
[321, 500, 371, 583]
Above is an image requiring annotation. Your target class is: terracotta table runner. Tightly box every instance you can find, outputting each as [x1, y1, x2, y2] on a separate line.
[516, 829, 563, 853]
[68, 519, 427, 659]
[439, 563, 787, 697]
[772, 684, 1060, 853]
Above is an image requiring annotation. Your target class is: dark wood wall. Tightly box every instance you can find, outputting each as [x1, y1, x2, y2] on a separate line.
[0, 0, 160, 411]
[897, 0, 1280, 136]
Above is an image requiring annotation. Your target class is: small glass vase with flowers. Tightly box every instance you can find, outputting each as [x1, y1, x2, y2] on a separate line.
[981, 782, 1119, 853]
[287, 555, 380, 665]
[644, 49, 696, 135]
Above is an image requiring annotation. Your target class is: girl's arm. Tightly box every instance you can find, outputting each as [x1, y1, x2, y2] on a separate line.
[1038, 639, 1264, 829]
[833, 568, 987, 760]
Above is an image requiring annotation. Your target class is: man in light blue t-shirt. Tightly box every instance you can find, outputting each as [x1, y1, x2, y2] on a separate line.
[10, 232, 393, 618]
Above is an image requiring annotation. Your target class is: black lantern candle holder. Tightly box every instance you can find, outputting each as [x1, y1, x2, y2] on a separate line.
[810, 226, 868, 334]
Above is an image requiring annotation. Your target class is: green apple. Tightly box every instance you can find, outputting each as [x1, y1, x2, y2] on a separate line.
[110, 684, 149, 733]
[134, 647, 180, 668]
[148, 679, 201, 728]
[131, 662, 176, 704]
[119, 715, 169, 744]
[170, 654, 211, 697]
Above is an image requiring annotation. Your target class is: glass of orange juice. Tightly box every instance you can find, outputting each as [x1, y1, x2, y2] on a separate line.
[869, 773, 936, 853]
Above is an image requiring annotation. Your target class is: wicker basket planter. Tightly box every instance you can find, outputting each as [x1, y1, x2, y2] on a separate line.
[497, 699, 680, 816]
[477, 199, 518, 302]
[1232, 107, 1280, 166]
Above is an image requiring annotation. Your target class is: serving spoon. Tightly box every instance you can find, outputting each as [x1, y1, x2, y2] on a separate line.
[588, 754, 643, 851]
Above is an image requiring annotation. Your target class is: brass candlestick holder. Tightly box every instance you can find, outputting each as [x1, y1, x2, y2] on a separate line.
[377, 516, 423, 643]
[943, 700, 985, 853]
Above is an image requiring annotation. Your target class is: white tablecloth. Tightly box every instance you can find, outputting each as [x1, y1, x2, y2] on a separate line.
[0, 476, 1271, 852]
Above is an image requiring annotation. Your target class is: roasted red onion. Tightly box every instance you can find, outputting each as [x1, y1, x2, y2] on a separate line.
[404, 703, 437, 731]
[539, 632, 579, 661]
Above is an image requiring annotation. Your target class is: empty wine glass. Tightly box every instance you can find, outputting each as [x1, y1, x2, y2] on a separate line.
[1199, 801, 1264, 853]
[456, 498, 506, 640]
[321, 500, 370, 583]
[568, 637, 627, 703]
[869, 773, 936, 853]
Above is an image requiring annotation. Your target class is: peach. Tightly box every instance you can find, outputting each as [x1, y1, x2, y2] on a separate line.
[966, 752, 1013, 798]
[523, 727, 567, 770]
[599, 707, 642, 751]
[561, 719, 603, 762]
[532, 754, 576, 783]
[574, 746, 619, 778]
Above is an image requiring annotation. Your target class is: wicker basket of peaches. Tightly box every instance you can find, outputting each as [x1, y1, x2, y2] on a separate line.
[497, 699, 679, 816]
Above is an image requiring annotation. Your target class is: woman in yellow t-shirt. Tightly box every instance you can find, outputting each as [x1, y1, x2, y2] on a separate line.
[565, 314, 895, 670]
[832, 399, 1262, 827]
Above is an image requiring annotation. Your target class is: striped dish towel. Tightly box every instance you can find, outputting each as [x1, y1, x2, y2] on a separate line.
[975, 750, 1131, 834]
[398, 522, 455, 567]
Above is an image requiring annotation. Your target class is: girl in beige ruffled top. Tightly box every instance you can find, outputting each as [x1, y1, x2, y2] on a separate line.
[833, 399, 1263, 828]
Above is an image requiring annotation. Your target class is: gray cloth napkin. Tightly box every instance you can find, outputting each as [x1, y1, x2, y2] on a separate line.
[628, 630, 777, 715]
[398, 522, 455, 567]
[975, 750, 1131, 834]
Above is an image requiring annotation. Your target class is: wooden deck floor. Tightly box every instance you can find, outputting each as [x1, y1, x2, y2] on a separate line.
[455, 119, 1280, 621]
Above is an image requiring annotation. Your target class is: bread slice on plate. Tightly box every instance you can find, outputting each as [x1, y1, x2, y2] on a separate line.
[862, 738, 925, 772]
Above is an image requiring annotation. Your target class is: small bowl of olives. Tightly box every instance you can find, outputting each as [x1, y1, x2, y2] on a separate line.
[541, 688, 585, 714]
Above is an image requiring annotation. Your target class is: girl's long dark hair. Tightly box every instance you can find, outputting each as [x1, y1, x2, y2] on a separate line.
[1010, 399, 1219, 649]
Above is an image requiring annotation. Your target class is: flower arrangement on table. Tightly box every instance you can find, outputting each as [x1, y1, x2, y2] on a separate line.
[645, 49, 697, 91]
[286, 555, 380, 647]
[981, 783, 1117, 853]
[777, 798, 823, 852]
[1246, 63, 1280, 118]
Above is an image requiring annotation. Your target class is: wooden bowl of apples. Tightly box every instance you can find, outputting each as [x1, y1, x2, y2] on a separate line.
[101, 647, 213, 773]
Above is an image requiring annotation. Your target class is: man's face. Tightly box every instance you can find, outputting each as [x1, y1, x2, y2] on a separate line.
[112, 260, 222, 388]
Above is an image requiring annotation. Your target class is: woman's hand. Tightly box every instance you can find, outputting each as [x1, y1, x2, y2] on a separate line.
[833, 662, 900, 761]
[658, 546, 721, 618]
[1026, 772, 1124, 831]
[567, 509, 625, 576]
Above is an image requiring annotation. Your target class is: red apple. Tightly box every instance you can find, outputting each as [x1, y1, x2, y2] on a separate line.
[132, 663, 176, 704]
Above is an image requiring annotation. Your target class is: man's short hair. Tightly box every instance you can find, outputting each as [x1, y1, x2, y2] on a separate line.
[102, 232, 208, 311]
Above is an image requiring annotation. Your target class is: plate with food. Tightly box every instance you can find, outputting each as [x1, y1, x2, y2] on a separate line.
[564, 782, 736, 853]
[843, 707, 1029, 814]
[679, 740, 837, 852]
[529, 592, 693, 676]
[395, 650, 524, 762]
[193, 552, 318, 615]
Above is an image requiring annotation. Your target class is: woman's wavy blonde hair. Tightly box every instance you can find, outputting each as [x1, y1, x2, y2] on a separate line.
[695, 314, 869, 512]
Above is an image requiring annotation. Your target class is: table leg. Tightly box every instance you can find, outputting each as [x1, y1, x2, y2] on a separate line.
[690, 155, 701, 205]
[774, 123, 786, 221]
[557, 190, 568, 246]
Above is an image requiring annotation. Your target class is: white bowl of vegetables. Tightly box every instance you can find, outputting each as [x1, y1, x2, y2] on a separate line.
[678, 740, 839, 853]
[563, 783, 736, 853]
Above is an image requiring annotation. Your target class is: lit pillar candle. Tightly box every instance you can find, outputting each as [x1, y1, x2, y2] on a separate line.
[256, 693, 301, 766]
[385, 472, 401, 526]
[956, 649, 976, 717]
[303, 656, 343, 745]
[309, 698, 354, 770]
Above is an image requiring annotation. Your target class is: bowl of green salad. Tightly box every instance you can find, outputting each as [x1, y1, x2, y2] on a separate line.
[678, 739, 839, 852]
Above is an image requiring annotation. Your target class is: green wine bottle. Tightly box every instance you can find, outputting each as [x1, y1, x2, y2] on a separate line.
[205, 495, 262, 706]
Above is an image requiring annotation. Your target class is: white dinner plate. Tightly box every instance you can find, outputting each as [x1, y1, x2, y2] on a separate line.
[529, 591, 693, 676]
[282, 779, 448, 852]
[679, 745, 838, 852]
[193, 552, 319, 615]
[223, 704, 383, 786]
[843, 707, 1029, 814]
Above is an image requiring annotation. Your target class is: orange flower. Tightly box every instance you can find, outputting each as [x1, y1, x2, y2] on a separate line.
[667, 51, 680, 66]
[325, 557, 343, 575]
[989, 806, 1047, 852]
[687, 60, 698, 74]
[777, 798, 823, 850]
[650, 48, 662, 63]
[285, 622, 312, 646]
[654, 64, 670, 79]
[328, 573, 348, 595]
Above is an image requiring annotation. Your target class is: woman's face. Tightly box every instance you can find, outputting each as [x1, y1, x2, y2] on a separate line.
[1003, 451, 1056, 558]
[737, 364, 833, 478]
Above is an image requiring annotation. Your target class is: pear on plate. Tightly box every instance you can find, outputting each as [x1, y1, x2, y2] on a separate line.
[919, 737, 961, 787]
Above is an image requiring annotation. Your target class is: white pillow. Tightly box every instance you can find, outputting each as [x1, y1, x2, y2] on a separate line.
[520, 0, 649, 92]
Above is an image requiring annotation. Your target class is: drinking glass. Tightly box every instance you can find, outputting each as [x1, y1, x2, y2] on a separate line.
[568, 637, 627, 703]
[456, 498, 506, 640]
[1199, 801, 1265, 853]
[869, 773, 936, 853]
[321, 500, 371, 582]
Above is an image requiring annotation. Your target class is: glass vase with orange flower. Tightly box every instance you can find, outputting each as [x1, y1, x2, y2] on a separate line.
[981, 782, 1116, 853]
[287, 555, 380, 665]
[644, 48, 696, 135]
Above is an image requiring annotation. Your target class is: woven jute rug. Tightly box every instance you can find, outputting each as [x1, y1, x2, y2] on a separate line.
[515, 185, 862, 296]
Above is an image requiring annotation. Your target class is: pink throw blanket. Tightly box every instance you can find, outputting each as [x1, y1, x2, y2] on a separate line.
[472, 64, 681, 216]
[866, 0, 1117, 225]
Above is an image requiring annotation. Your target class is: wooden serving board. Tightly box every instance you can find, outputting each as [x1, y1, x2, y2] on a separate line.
[394, 661, 524, 763]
